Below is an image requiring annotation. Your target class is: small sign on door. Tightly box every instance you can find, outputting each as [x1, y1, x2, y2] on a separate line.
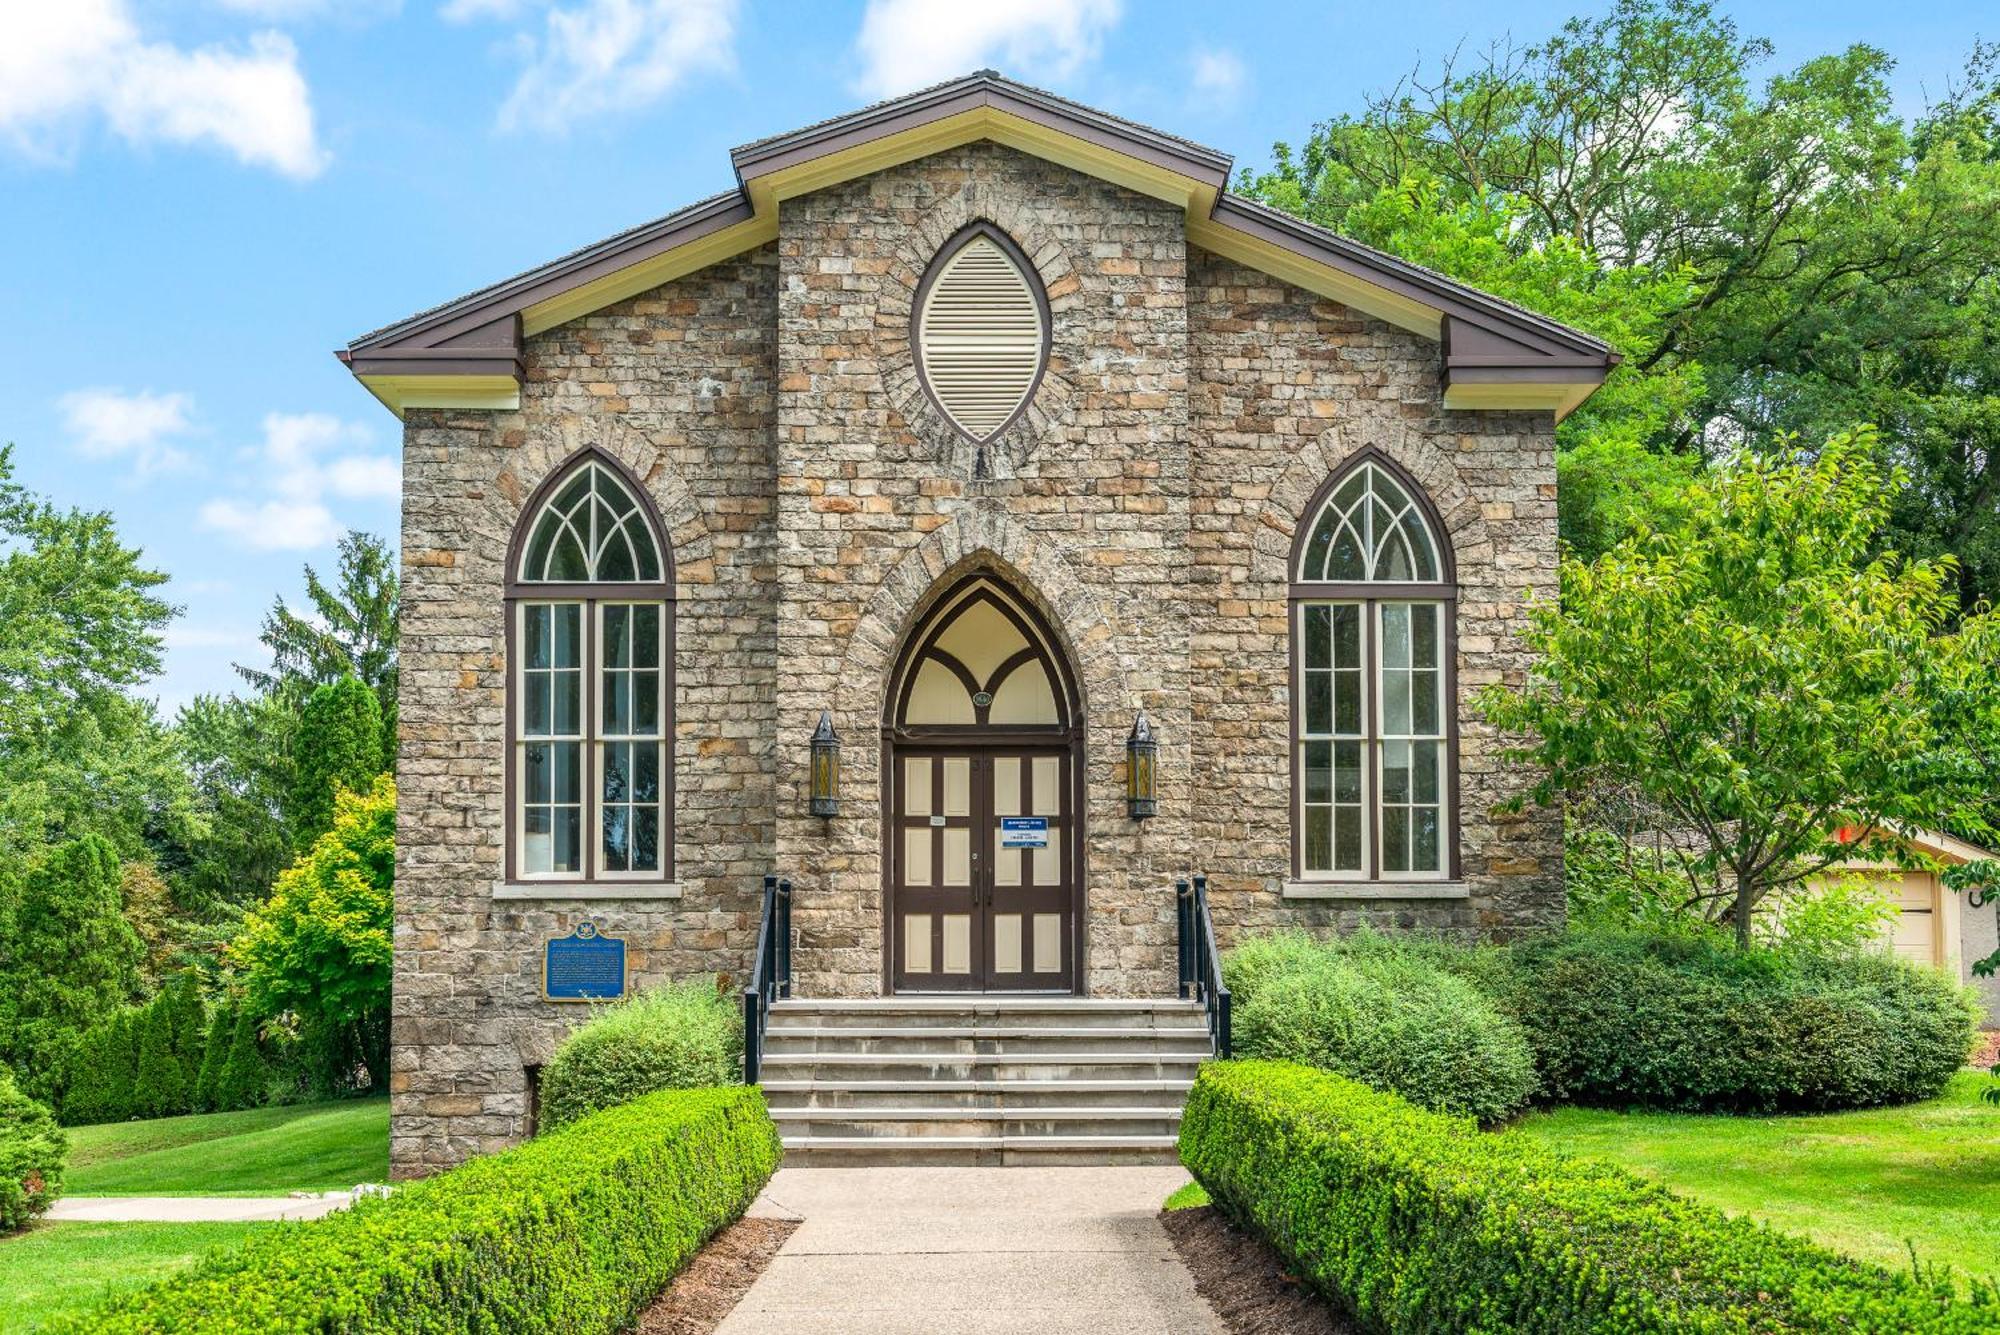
[1000, 816, 1049, 848]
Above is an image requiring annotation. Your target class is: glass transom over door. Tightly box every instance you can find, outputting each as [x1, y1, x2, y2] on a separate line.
[890, 748, 1075, 992]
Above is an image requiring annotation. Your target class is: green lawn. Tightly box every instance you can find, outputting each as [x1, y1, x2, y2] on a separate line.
[0, 1222, 270, 1333]
[66, 1098, 389, 1195]
[1514, 1072, 2000, 1285]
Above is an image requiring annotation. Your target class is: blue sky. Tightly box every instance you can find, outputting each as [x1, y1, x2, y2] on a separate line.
[1, 0, 1987, 713]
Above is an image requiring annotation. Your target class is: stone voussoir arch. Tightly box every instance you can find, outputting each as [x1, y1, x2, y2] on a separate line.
[834, 507, 1131, 756]
[1256, 416, 1493, 591]
[877, 178, 1083, 479]
[485, 414, 715, 587]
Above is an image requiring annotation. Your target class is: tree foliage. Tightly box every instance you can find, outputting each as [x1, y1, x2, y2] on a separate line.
[288, 678, 384, 848]
[232, 777, 394, 1093]
[2, 836, 143, 1102]
[1242, 2, 2000, 594]
[1480, 437, 2000, 946]
[236, 531, 399, 733]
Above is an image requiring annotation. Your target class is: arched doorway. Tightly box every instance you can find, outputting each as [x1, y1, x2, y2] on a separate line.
[882, 574, 1083, 993]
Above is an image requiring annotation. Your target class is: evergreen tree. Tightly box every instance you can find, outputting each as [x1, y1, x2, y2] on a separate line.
[192, 1003, 231, 1113]
[287, 678, 383, 847]
[133, 997, 185, 1118]
[214, 1008, 267, 1112]
[165, 976, 208, 1095]
[5, 836, 143, 1104]
[55, 1015, 117, 1125]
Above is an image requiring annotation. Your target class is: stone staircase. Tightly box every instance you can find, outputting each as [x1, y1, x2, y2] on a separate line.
[759, 997, 1211, 1165]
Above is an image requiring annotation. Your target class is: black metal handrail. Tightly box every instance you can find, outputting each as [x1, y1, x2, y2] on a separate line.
[1176, 874, 1231, 1058]
[742, 874, 792, 1084]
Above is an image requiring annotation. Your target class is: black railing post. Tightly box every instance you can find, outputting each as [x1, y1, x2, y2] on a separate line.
[1175, 877, 1192, 999]
[743, 874, 779, 1085]
[777, 878, 793, 999]
[1187, 873, 1231, 1059]
[1192, 874, 1209, 1003]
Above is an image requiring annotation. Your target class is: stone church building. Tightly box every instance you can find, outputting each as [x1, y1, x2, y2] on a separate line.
[341, 73, 1613, 1174]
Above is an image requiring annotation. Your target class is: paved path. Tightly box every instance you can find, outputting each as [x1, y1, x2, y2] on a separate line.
[719, 1166, 1222, 1335]
[45, 1193, 356, 1223]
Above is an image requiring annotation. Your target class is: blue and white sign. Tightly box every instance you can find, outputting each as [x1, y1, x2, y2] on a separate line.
[544, 920, 627, 1003]
[1000, 816, 1050, 849]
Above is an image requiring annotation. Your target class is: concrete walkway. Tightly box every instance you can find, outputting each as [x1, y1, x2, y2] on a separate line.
[45, 1193, 356, 1223]
[720, 1166, 1222, 1335]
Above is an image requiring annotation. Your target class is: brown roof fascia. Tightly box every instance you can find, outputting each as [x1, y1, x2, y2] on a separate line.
[339, 70, 1617, 400]
[730, 70, 1232, 192]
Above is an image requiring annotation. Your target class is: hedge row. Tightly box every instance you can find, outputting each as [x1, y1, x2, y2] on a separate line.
[51, 1085, 781, 1334]
[1180, 1061, 1995, 1334]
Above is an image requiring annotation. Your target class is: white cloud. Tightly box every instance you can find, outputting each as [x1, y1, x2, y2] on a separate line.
[199, 412, 397, 551]
[492, 0, 736, 133]
[0, 0, 326, 178]
[1190, 49, 1244, 104]
[851, 0, 1121, 100]
[442, 0, 528, 20]
[59, 388, 197, 475]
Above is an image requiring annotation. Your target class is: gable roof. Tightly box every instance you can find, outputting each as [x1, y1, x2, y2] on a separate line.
[339, 70, 1617, 418]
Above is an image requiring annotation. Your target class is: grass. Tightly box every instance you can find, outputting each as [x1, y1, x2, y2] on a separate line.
[1514, 1071, 2000, 1285]
[0, 1222, 269, 1333]
[1164, 1179, 1210, 1211]
[65, 1098, 389, 1195]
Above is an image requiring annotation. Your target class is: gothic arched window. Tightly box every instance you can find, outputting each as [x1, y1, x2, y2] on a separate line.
[1290, 452, 1456, 882]
[506, 451, 674, 884]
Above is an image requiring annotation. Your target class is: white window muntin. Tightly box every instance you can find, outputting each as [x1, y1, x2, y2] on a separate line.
[1295, 598, 1449, 881]
[594, 601, 666, 880]
[514, 597, 669, 882]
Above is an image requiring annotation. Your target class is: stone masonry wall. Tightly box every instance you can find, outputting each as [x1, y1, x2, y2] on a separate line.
[1185, 248, 1564, 943]
[770, 142, 1193, 1000]
[391, 246, 779, 1177]
[390, 149, 1565, 1176]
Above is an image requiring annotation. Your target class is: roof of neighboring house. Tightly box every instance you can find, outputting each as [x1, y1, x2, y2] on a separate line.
[338, 70, 1619, 418]
[1830, 825, 1999, 871]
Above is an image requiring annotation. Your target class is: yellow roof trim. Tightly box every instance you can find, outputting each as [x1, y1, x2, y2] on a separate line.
[359, 374, 522, 419]
[1443, 378, 1602, 421]
[1187, 215, 1443, 339]
[521, 213, 776, 338]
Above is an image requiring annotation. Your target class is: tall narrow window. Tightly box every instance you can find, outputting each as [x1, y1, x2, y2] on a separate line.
[1291, 455, 1455, 880]
[508, 452, 673, 884]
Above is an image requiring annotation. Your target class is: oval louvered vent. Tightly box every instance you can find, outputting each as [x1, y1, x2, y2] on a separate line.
[916, 227, 1047, 441]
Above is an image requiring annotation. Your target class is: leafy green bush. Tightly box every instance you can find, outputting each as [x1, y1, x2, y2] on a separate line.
[215, 1007, 275, 1113]
[1180, 1061, 1995, 1333]
[133, 992, 187, 1118]
[192, 1003, 231, 1112]
[1498, 930, 1976, 1112]
[539, 980, 741, 1132]
[1225, 931, 1536, 1123]
[49, 1085, 778, 1334]
[0, 1070, 66, 1232]
[59, 1008, 140, 1126]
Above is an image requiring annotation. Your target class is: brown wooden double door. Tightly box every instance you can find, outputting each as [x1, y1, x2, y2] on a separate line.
[889, 744, 1077, 992]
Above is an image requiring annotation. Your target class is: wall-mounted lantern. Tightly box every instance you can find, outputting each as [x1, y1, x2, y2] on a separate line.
[1126, 708, 1158, 820]
[808, 711, 841, 818]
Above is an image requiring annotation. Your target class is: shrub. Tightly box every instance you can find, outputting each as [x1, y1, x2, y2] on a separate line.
[51, 1086, 780, 1334]
[1498, 930, 1976, 1112]
[1225, 931, 1536, 1123]
[1180, 1061, 1995, 1333]
[540, 981, 741, 1132]
[0, 1070, 66, 1233]
[192, 1003, 231, 1112]
[214, 1007, 272, 1112]
[59, 1008, 140, 1126]
[133, 994, 187, 1118]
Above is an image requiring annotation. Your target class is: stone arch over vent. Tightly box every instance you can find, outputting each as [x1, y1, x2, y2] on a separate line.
[877, 184, 1082, 479]
[1257, 417, 1493, 594]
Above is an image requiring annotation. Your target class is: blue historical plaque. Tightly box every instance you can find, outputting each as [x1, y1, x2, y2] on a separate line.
[1000, 816, 1049, 849]
[544, 921, 627, 1003]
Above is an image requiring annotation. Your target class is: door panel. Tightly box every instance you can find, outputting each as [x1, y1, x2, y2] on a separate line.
[890, 746, 1075, 992]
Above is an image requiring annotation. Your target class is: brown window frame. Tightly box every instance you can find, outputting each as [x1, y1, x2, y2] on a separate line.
[503, 447, 677, 886]
[1288, 449, 1460, 883]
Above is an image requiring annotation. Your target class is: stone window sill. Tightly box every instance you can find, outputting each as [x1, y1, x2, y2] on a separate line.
[491, 881, 684, 901]
[1283, 880, 1469, 901]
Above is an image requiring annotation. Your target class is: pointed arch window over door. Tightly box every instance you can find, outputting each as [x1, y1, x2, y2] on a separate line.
[507, 452, 674, 885]
[1291, 454, 1457, 882]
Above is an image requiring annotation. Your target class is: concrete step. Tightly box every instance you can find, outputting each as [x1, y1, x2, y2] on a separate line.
[757, 1051, 1204, 1083]
[761, 1078, 1192, 1111]
[778, 1133, 1183, 1167]
[762, 1026, 1213, 1056]
[771, 1106, 1182, 1139]
[767, 998, 1204, 1029]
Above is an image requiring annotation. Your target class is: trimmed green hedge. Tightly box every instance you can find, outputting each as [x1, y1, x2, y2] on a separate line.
[1180, 1061, 1996, 1333]
[0, 1070, 66, 1233]
[50, 1085, 781, 1334]
[1496, 931, 1977, 1112]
